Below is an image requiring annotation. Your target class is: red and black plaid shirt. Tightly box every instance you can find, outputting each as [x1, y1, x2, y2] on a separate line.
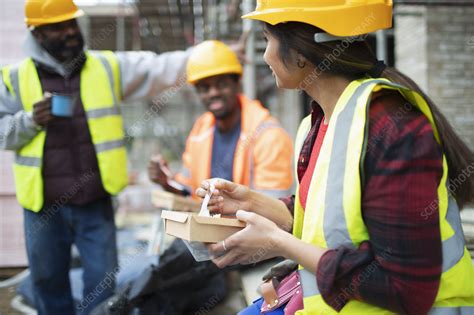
[282, 90, 443, 315]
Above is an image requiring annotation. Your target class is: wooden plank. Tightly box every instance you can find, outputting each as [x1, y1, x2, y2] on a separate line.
[152, 190, 201, 212]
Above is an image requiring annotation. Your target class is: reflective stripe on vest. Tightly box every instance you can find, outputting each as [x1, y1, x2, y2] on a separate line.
[4, 52, 128, 212]
[428, 306, 474, 315]
[248, 120, 291, 198]
[292, 78, 474, 314]
[2, 64, 20, 99]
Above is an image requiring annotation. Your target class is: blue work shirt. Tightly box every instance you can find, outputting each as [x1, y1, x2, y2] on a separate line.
[210, 121, 242, 181]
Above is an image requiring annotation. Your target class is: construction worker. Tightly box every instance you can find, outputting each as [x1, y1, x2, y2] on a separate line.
[197, 1, 474, 314]
[0, 0, 224, 314]
[148, 40, 293, 199]
[98, 39, 293, 314]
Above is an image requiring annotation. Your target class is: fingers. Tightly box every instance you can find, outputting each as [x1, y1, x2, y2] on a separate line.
[195, 187, 207, 198]
[199, 178, 231, 192]
[235, 210, 256, 224]
[147, 159, 168, 185]
[197, 179, 226, 197]
[200, 180, 210, 190]
[157, 158, 172, 178]
[149, 155, 170, 176]
[207, 240, 227, 257]
[214, 179, 235, 192]
[33, 93, 52, 109]
[34, 111, 53, 121]
[212, 253, 243, 269]
[210, 242, 243, 268]
[32, 93, 53, 126]
[148, 159, 164, 174]
[195, 187, 222, 202]
[33, 112, 54, 126]
[207, 194, 225, 214]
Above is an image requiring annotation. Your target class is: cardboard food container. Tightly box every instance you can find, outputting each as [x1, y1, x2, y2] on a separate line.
[152, 190, 201, 212]
[161, 210, 246, 243]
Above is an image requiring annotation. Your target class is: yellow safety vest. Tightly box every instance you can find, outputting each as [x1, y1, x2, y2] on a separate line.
[1, 51, 128, 212]
[293, 78, 474, 315]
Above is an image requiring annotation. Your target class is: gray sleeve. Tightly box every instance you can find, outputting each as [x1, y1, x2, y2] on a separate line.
[0, 76, 40, 151]
[115, 49, 192, 102]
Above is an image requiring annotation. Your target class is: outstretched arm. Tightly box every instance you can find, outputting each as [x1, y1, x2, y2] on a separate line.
[116, 49, 191, 102]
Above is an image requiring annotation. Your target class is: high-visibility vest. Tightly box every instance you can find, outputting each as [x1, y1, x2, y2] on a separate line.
[174, 94, 294, 198]
[293, 78, 474, 314]
[1, 51, 128, 212]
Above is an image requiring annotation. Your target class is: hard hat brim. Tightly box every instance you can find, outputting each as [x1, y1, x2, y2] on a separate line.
[188, 66, 243, 85]
[26, 9, 85, 27]
[242, 5, 392, 37]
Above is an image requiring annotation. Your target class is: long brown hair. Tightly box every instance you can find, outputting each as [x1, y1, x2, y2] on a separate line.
[265, 22, 474, 209]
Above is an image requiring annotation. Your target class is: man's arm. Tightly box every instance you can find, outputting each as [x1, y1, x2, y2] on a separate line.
[115, 49, 191, 102]
[0, 75, 41, 151]
[148, 154, 189, 196]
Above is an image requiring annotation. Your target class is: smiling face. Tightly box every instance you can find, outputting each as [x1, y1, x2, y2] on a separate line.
[194, 74, 241, 120]
[263, 27, 311, 90]
[33, 19, 85, 63]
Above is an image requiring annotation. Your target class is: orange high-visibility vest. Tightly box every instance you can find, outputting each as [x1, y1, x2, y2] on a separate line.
[175, 94, 293, 198]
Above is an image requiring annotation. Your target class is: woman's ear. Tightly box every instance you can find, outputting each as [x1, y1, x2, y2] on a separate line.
[296, 53, 308, 69]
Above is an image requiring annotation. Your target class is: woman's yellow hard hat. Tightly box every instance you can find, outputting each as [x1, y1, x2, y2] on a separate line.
[186, 40, 243, 85]
[242, 0, 393, 37]
[25, 0, 84, 27]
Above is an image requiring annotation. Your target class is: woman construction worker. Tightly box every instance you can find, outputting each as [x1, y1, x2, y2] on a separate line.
[196, 0, 474, 314]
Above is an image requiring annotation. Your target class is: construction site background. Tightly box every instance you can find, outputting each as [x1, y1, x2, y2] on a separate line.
[1, 0, 473, 313]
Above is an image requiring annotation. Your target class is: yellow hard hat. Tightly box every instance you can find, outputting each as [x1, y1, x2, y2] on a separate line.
[242, 0, 392, 37]
[187, 40, 243, 85]
[25, 0, 84, 27]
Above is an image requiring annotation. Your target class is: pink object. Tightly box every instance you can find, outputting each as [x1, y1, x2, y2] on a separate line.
[261, 271, 304, 314]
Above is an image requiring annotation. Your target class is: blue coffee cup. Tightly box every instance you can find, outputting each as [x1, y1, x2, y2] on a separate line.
[51, 94, 74, 117]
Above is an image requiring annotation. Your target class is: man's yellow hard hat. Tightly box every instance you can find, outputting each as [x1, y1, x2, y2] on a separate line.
[242, 0, 393, 37]
[186, 40, 243, 85]
[25, 0, 84, 27]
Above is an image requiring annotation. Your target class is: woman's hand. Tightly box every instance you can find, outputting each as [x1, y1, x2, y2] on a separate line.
[208, 210, 328, 272]
[196, 179, 252, 215]
[207, 210, 288, 268]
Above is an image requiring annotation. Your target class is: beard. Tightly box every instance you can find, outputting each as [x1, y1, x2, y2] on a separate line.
[41, 32, 85, 63]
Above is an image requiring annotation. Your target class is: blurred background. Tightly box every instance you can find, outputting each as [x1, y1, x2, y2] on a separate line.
[1, 0, 474, 313]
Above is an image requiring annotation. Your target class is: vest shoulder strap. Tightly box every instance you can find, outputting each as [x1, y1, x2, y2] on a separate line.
[1, 61, 25, 100]
[90, 51, 121, 102]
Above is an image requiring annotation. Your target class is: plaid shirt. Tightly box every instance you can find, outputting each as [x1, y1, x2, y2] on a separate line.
[282, 90, 443, 315]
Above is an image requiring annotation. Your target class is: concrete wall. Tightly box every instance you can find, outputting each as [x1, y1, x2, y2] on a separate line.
[0, 0, 27, 66]
[0, 0, 28, 267]
[396, 5, 474, 149]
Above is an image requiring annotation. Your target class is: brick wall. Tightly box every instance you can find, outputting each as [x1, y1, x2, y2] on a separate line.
[396, 5, 474, 149]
